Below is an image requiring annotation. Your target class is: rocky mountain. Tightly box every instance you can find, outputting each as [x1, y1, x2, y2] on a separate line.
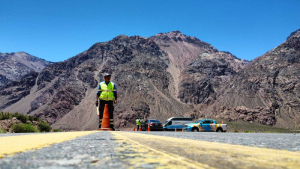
[0, 31, 248, 130]
[196, 29, 300, 129]
[0, 52, 52, 88]
[286, 28, 300, 40]
[3, 29, 298, 130]
[0, 71, 39, 110]
[150, 31, 248, 105]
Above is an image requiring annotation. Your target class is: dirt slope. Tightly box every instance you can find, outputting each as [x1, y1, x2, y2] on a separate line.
[0, 32, 253, 130]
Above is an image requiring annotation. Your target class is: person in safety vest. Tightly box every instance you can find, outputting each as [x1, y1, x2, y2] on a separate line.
[95, 73, 118, 130]
[136, 118, 142, 131]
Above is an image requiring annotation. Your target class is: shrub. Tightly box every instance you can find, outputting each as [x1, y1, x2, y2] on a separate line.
[0, 128, 7, 133]
[12, 124, 37, 133]
[15, 113, 29, 123]
[0, 112, 13, 120]
[28, 116, 34, 122]
[0, 112, 42, 122]
[53, 129, 62, 132]
[38, 122, 51, 132]
[28, 116, 40, 122]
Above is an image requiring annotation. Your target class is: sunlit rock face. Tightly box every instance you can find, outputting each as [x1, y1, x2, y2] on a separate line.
[3, 29, 300, 130]
[0, 52, 52, 88]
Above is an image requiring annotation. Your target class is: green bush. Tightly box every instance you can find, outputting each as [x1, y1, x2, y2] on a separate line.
[53, 129, 62, 132]
[28, 116, 40, 122]
[15, 113, 29, 123]
[0, 128, 7, 133]
[0, 112, 13, 120]
[0, 112, 42, 122]
[1, 112, 52, 133]
[38, 122, 51, 132]
[12, 124, 37, 133]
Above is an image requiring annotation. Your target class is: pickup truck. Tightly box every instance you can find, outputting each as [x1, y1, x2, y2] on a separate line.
[183, 119, 227, 132]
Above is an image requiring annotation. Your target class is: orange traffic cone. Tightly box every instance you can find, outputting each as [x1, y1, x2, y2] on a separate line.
[98, 104, 112, 131]
[182, 128, 184, 132]
[222, 121, 224, 124]
[139, 125, 142, 131]
[148, 125, 151, 132]
[133, 127, 135, 131]
[175, 128, 177, 132]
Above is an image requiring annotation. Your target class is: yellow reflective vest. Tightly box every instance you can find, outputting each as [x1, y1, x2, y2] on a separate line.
[99, 82, 116, 101]
[136, 119, 142, 125]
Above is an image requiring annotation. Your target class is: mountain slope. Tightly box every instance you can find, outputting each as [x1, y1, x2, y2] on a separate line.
[0, 32, 248, 130]
[0, 52, 52, 88]
[0, 71, 39, 109]
[202, 29, 300, 128]
[150, 31, 249, 105]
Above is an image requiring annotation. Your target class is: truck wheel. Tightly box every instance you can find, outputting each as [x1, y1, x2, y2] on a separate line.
[192, 128, 199, 132]
[216, 128, 223, 132]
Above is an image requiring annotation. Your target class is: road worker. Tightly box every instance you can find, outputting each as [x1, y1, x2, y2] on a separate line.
[95, 73, 118, 130]
[136, 118, 142, 131]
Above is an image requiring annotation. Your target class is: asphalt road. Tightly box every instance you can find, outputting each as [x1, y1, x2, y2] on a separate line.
[138, 131, 300, 151]
[0, 132, 123, 169]
[0, 131, 300, 169]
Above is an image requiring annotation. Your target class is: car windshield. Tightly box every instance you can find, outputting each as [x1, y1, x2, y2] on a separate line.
[150, 120, 160, 123]
[197, 120, 202, 123]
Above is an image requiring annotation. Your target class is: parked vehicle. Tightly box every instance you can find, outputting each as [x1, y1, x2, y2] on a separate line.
[183, 119, 227, 132]
[163, 117, 193, 131]
[141, 119, 163, 131]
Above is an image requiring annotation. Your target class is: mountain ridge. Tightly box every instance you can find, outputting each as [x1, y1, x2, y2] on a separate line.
[0, 52, 52, 88]
[1, 30, 299, 130]
[193, 29, 300, 128]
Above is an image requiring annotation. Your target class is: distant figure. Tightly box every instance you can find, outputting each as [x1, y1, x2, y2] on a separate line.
[136, 118, 142, 131]
[95, 73, 118, 130]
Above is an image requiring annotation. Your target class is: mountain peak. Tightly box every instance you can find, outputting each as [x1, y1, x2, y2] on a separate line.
[150, 31, 218, 54]
[155, 30, 186, 38]
[0, 52, 52, 88]
[286, 28, 300, 40]
[112, 34, 128, 41]
[168, 30, 184, 36]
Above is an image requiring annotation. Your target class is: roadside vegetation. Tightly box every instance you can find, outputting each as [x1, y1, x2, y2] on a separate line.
[0, 128, 6, 133]
[0, 112, 61, 133]
[0, 112, 41, 122]
[53, 129, 62, 132]
[12, 123, 37, 133]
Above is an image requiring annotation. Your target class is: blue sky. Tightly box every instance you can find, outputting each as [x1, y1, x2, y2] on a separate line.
[0, 0, 299, 62]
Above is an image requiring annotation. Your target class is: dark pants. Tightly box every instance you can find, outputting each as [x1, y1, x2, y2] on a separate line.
[136, 125, 140, 131]
[99, 100, 114, 129]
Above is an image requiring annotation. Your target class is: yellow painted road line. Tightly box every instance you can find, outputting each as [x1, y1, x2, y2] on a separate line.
[113, 132, 300, 169]
[112, 132, 211, 169]
[0, 131, 98, 158]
